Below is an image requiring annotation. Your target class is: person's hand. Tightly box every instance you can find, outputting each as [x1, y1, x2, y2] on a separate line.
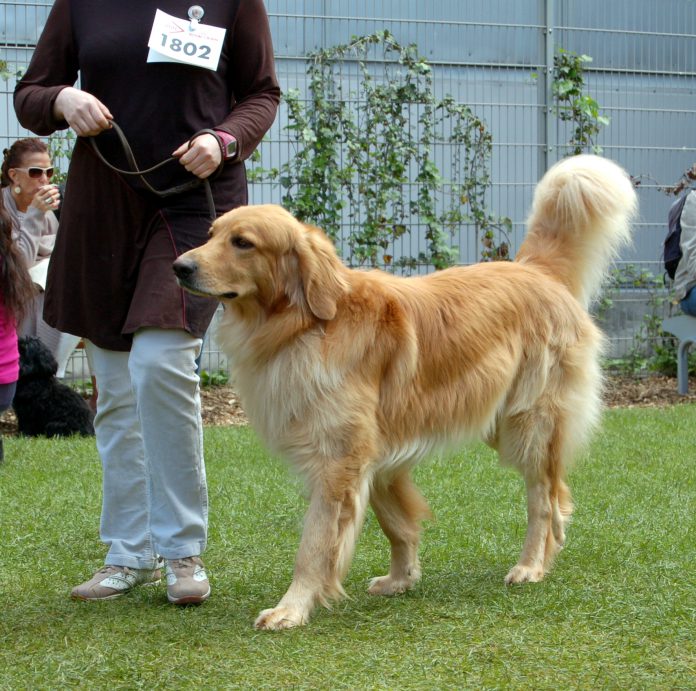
[172, 134, 222, 179]
[30, 184, 61, 214]
[54, 87, 112, 136]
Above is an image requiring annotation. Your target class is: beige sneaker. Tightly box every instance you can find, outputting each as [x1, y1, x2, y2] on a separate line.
[165, 556, 210, 604]
[71, 564, 162, 601]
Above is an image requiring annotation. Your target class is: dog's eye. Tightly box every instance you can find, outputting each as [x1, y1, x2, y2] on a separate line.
[231, 236, 254, 250]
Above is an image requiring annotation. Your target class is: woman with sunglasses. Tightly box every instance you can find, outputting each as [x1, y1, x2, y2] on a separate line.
[1, 138, 81, 377]
[0, 175, 35, 462]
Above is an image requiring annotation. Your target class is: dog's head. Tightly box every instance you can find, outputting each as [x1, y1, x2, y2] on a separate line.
[173, 204, 348, 320]
[17, 336, 58, 380]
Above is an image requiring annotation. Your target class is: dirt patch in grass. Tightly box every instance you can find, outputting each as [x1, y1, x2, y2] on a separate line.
[1, 375, 693, 436]
[603, 374, 696, 408]
[199, 386, 248, 426]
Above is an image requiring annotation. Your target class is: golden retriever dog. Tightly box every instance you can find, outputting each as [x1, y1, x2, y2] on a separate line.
[173, 154, 637, 630]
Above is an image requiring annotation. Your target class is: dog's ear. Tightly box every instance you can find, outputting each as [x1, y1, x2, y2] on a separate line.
[294, 225, 348, 321]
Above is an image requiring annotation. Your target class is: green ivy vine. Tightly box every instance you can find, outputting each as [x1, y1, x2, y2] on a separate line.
[250, 30, 510, 270]
[552, 49, 610, 155]
[47, 130, 76, 184]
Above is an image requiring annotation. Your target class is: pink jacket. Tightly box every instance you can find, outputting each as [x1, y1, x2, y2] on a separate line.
[0, 300, 19, 385]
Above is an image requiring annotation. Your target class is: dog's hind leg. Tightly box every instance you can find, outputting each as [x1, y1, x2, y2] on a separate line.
[254, 463, 372, 631]
[367, 470, 431, 596]
[505, 471, 556, 584]
[497, 408, 572, 585]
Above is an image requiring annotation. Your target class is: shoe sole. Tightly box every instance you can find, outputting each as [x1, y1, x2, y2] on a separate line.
[167, 585, 211, 605]
[71, 578, 162, 601]
[71, 591, 125, 602]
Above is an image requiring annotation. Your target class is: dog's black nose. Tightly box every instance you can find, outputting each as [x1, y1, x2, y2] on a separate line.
[173, 258, 197, 280]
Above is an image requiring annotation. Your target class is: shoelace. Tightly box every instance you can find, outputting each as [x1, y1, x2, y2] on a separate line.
[96, 565, 121, 575]
[98, 565, 141, 576]
[168, 558, 194, 570]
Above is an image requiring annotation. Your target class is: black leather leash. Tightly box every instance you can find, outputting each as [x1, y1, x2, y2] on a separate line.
[88, 120, 217, 221]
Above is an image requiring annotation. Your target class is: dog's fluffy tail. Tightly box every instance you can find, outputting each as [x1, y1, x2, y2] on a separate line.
[515, 154, 637, 308]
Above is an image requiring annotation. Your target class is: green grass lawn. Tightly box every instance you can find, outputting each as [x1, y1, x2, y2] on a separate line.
[1, 406, 694, 689]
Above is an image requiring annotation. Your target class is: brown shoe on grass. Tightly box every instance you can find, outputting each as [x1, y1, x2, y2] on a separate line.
[71, 564, 162, 601]
[165, 556, 210, 605]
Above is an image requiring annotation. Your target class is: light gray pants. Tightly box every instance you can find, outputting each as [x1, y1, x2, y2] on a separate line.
[85, 328, 207, 570]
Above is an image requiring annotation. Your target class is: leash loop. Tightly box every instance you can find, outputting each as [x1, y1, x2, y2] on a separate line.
[88, 120, 217, 221]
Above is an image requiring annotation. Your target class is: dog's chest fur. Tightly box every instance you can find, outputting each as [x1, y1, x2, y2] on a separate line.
[226, 323, 349, 457]
[216, 309, 466, 473]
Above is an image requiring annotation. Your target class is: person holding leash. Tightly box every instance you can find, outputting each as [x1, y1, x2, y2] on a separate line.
[15, 0, 280, 603]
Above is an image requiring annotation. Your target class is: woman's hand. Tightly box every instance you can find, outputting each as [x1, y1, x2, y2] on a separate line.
[172, 134, 222, 179]
[54, 87, 112, 137]
[30, 184, 61, 214]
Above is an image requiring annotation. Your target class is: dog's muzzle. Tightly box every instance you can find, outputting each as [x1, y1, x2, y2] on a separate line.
[172, 258, 238, 299]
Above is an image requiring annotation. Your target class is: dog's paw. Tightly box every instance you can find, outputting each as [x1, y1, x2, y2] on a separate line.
[367, 573, 418, 596]
[504, 564, 544, 585]
[254, 606, 308, 630]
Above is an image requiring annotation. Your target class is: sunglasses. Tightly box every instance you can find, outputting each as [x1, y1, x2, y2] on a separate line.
[14, 166, 55, 179]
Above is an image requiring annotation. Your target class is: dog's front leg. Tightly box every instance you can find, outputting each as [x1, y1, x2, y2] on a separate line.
[254, 470, 370, 630]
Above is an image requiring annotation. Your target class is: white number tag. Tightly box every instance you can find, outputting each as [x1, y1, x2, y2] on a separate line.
[147, 9, 226, 71]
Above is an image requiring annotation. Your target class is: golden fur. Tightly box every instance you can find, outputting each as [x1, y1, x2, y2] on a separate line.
[174, 154, 637, 630]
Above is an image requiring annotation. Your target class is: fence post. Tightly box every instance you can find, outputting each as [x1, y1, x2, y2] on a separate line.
[540, 0, 556, 173]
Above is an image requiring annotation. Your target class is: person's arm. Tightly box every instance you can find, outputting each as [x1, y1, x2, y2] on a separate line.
[35, 212, 58, 258]
[12, 208, 45, 268]
[15, 0, 112, 137]
[215, 0, 281, 161]
[13, 0, 80, 136]
[678, 192, 696, 285]
[173, 0, 280, 178]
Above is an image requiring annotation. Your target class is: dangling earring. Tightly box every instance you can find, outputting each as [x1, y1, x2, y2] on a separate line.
[13, 185, 21, 195]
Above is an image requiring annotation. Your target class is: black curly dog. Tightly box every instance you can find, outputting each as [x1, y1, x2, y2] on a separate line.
[13, 336, 95, 437]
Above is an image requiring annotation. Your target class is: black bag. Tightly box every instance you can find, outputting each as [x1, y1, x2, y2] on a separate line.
[664, 192, 690, 280]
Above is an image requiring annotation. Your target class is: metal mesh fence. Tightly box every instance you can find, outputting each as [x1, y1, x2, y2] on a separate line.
[2, 0, 695, 372]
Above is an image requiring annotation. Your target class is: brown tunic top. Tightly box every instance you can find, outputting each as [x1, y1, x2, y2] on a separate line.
[14, 0, 280, 350]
